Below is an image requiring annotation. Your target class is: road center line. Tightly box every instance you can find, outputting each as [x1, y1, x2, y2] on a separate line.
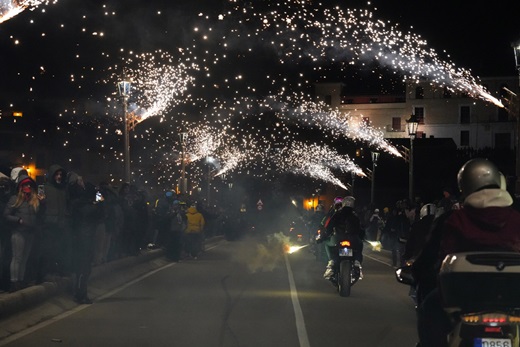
[284, 253, 311, 347]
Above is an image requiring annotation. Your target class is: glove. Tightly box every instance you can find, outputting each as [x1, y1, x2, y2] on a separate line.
[315, 234, 324, 244]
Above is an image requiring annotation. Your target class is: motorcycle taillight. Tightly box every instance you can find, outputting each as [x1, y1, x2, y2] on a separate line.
[462, 313, 510, 325]
[339, 240, 351, 247]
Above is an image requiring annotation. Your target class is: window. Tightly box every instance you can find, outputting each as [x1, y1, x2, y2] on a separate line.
[392, 117, 401, 131]
[460, 130, 470, 146]
[415, 86, 424, 99]
[413, 106, 425, 124]
[460, 106, 470, 124]
[498, 107, 509, 122]
[324, 95, 332, 106]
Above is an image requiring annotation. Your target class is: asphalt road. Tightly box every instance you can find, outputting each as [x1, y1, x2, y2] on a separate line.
[0, 233, 418, 347]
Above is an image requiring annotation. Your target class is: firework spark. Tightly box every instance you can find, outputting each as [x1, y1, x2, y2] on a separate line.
[0, 0, 57, 24]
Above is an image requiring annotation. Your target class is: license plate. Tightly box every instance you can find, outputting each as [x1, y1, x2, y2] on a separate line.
[339, 247, 353, 257]
[474, 338, 512, 347]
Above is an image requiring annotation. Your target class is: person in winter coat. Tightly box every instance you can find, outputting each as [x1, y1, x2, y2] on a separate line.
[166, 200, 186, 261]
[382, 203, 410, 267]
[118, 183, 149, 256]
[0, 173, 13, 291]
[3, 175, 43, 292]
[94, 182, 121, 265]
[153, 191, 176, 248]
[403, 203, 437, 263]
[40, 164, 70, 281]
[68, 173, 104, 304]
[365, 208, 383, 241]
[184, 204, 205, 259]
[414, 158, 520, 347]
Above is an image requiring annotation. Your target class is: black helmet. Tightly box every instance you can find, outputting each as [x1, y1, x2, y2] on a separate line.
[457, 158, 501, 198]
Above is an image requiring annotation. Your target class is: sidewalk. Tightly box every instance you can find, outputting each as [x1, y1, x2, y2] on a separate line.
[0, 236, 224, 341]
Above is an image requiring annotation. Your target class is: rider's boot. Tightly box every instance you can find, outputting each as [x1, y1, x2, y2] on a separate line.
[323, 260, 335, 279]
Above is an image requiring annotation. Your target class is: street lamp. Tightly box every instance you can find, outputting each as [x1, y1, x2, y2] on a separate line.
[370, 151, 380, 204]
[512, 39, 520, 194]
[406, 114, 419, 202]
[118, 79, 131, 183]
[179, 131, 188, 195]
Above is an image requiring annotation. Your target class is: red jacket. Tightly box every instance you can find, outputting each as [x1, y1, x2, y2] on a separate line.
[440, 189, 520, 258]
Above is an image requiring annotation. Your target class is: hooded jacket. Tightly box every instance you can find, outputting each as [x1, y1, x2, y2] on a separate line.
[185, 206, 205, 233]
[42, 164, 68, 226]
[440, 188, 520, 257]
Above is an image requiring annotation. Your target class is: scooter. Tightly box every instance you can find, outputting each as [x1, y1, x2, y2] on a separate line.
[396, 251, 520, 347]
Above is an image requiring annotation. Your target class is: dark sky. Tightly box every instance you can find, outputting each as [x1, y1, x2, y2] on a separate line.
[0, 0, 518, 114]
[1, 0, 518, 194]
[372, 0, 519, 77]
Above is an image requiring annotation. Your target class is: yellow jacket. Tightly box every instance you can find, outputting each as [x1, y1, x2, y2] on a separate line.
[185, 206, 205, 233]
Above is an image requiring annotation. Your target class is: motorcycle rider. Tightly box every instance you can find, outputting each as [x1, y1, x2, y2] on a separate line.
[403, 203, 437, 263]
[317, 196, 363, 280]
[413, 158, 520, 347]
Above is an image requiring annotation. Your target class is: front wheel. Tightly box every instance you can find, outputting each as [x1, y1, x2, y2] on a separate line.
[338, 260, 352, 297]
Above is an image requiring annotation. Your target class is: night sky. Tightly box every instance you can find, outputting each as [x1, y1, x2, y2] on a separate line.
[0, 0, 518, 193]
[1, 1, 517, 107]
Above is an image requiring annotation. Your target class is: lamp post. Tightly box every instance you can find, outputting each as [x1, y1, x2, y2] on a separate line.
[512, 39, 520, 195]
[206, 156, 218, 206]
[406, 114, 419, 202]
[350, 172, 356, 197]
[179, 131, 188, 195]
[118, 79, 131, 183]
[370, 151, 380, 204]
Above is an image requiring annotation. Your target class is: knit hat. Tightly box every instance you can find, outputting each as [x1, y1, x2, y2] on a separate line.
[18, 176, 36, 192]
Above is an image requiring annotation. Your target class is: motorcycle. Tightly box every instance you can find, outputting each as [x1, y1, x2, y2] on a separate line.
[329, 237, 362, 297]
[396, 251, 520, 347]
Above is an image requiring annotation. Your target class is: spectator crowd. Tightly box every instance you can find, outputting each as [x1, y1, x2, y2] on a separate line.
[0, 164, 227, 303]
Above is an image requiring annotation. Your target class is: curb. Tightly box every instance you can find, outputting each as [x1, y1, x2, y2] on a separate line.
[0, 235, 224, 323]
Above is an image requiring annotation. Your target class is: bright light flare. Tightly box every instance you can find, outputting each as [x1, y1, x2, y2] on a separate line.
[367, 240, 382, 252]
[287, 244, 309, 254]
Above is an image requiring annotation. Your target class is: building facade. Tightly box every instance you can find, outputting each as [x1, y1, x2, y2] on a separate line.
[315, 76, 519, 150]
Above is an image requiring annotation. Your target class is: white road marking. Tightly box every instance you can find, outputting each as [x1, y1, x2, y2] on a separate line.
[284, 253, 311, 347]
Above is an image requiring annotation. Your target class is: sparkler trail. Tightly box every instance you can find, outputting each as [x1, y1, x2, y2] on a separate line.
[264, 93, 402, 157]
[0, 0, 57, 24]
[217, 0, 504, 107]
[1, 0, 508, 192]
[275, 141, 363, 191]
[106, 51, 199, 129]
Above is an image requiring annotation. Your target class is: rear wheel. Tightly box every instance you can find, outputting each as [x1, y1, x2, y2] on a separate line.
[338, 260, 352, 297]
